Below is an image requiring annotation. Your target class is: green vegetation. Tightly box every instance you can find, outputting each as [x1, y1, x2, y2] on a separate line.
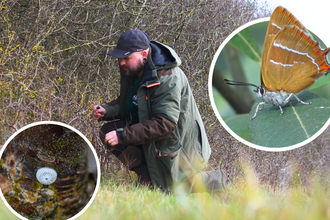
[80, 169, 330, 220]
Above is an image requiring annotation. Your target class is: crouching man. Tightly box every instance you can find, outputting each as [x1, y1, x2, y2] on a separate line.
[93, 29, 228, 200]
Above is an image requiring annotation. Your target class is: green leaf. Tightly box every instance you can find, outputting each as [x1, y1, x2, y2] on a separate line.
[224, 114, 251, 142]
[228, 27, 262, 63]
[248, 91, 330, 148]
[309, 73, 330, 90]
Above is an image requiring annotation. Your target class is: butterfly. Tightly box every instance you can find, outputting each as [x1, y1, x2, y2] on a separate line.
[224, 6, 330, 119]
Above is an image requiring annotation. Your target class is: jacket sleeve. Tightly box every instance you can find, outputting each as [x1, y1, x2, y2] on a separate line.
[117, 114, 176, 146]
[100, 97, 121, 121]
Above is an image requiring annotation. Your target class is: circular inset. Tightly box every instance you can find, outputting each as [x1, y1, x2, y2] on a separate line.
[36, 167, 58, 185]
[208, 12, 330, 151]
[0, 121, 101, 220]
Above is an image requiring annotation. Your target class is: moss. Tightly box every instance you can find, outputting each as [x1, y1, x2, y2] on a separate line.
[49, 129, 87, 165]
[13, 185, 21, 194]
[5, 196, 17, 203]
[33, 181, 42, 191]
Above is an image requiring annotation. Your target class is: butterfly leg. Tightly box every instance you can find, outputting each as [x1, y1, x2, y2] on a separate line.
[292, 93, 311, 105]
[278, 105, 284, 116]
[251, 102, 265, 120]
[274, 99, 284, 116]
[284, 93, 311, 105]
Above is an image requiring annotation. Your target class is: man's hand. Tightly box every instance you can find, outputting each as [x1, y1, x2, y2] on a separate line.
[104, 130, 119, 146]
[93, 105, 106, 120]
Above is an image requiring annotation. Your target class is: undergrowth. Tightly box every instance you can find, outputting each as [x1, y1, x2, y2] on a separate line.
[1, 173, 330, 220]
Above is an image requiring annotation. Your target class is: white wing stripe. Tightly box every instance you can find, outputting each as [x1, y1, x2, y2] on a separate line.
[273, 42, 320, 70]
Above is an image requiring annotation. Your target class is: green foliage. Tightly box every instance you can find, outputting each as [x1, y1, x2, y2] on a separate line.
[228, 27, 262, 63]
[249, 91, 330, 148]
[225, 90, 330, 147]
[223, 114, 251, 142]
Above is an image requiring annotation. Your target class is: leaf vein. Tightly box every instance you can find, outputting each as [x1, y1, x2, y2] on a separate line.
[237, 32, 261, 61]
[290, 102, 310, 138]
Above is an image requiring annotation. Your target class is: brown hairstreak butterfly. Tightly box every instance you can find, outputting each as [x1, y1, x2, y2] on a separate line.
[223, 6, 330, 119]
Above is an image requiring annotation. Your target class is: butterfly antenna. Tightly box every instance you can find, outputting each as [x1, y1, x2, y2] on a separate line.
[223, 78, 258, 88]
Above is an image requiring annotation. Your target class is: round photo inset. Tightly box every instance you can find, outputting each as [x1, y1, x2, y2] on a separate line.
[0, 121, 100, 220]
[209, 10, 330, 151]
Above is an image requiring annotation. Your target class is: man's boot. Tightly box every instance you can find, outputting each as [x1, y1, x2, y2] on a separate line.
[190, 169, 229, 201]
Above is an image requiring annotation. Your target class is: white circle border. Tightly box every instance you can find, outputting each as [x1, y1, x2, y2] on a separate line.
[208, 17, 330, 152]
[0, 121, 101, 220]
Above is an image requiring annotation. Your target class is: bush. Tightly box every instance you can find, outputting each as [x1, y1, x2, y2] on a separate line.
[1, 0, 329, 192]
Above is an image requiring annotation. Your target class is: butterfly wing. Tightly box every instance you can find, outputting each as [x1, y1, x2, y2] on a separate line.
[261, 6, 330, 93]
[261, 6, 308, 72]
[264, 26, 330, 93]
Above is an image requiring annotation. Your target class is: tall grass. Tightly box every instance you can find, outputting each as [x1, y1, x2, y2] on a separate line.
[79, 166, 330, 220]
[1, 165, 330, 220]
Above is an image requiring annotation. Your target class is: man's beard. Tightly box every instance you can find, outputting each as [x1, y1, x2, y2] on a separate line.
[120, 61, 144, 78]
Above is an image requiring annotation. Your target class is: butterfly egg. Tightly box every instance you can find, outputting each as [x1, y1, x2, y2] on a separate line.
[36, 167, 57, 185]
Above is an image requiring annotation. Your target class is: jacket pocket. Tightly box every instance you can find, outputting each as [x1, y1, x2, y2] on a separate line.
[156, 147, 181, 189]
[156, 133, 181, 155]
[195, 120, 203, 158]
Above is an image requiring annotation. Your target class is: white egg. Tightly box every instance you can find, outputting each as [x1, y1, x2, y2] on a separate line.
[36, 167, 57, 185]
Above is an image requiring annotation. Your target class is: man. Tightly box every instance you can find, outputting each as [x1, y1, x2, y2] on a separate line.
[93, 29, 228, 200]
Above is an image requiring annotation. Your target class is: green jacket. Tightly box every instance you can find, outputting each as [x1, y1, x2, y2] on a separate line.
[101, 41, 211, 191]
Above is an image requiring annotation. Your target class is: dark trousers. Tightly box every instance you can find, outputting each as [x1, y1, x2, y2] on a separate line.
[100, 120, 151, 185]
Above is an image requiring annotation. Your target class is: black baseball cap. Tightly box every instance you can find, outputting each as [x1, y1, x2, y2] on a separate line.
[107, 29, 150, 58]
